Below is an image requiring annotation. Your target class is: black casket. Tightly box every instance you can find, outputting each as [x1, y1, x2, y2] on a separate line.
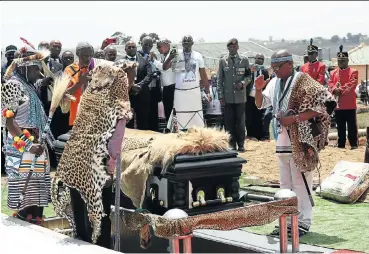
[53, 131, 247, 216]
[144, 151, 246, 215]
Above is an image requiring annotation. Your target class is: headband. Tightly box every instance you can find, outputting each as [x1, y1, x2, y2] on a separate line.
[271, 55, 293, 63]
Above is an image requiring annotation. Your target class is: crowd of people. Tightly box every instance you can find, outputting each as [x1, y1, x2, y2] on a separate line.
[0, 34, 361, 248]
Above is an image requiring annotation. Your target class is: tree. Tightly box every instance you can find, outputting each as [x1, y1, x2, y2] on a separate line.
[342, 37, 347, 43]
[330, 35, 340, 43]
[110, 32, 132, 45]
[197, 37, 205, 43]
[281, 38, 285, 43]
[347, 33, 352, 42]
[302, 39, 307, 44]
[139, 32, 160, 44]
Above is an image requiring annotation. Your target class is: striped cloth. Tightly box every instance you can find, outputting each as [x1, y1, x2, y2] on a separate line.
[5, 130, 51, 211]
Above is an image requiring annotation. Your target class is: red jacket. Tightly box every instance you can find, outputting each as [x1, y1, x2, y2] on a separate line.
[300, 61, 326, 85]
[328, 67, 359, 110]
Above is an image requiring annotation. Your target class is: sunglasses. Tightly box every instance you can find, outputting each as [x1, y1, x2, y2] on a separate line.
[272, 61, 288, 71]
[256, 57, 264, 60]
[182, 39, 193, 44]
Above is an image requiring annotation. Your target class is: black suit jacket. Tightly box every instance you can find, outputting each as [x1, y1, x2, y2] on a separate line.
[134, 52, 153, 89]
[247, 68, 269, 96]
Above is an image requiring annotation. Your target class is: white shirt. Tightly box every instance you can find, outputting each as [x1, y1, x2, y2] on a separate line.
[154, 54, 176, 87]
[258, 73, 301, 154]
[174, 50, 205, 90]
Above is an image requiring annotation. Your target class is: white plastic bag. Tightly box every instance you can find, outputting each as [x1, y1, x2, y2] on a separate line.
[320, 160, 369, 204]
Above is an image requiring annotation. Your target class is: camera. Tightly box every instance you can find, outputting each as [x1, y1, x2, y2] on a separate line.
[152, 70, 161, 78]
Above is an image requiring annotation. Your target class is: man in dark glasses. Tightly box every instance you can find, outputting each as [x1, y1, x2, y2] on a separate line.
[300, 38, 326, 85]
[61, 51, 75, 71]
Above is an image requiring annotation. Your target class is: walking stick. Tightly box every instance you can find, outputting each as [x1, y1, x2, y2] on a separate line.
[301, 172, 315, 207]
[17, 74, 74, 209]
[114, 152, 122, 251]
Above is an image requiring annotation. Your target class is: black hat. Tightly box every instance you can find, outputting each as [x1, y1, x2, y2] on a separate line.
[337, 45, 348, 59]
[5, 45, 17, 54]
[227, 38, 238, 47]
[307, 38, 318, 53]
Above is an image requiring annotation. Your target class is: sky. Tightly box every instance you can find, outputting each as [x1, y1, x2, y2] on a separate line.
[1, 1, 369, 50]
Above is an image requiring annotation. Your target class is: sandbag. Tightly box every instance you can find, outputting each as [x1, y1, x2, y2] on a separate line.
[320, 160, 369, 204]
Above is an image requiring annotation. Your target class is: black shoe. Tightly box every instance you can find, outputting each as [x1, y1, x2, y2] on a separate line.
[237, 146, 245, 152]
[230, 143, 237, 150]
[270, 226, 308, 237]
[350, 146, 358, 150]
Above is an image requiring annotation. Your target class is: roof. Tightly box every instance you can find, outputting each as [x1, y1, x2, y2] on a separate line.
[331, 43, 369, 66]
[115, 41, 304, 70]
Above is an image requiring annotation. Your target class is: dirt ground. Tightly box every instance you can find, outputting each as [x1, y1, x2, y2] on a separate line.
[239, 139, 367, 184]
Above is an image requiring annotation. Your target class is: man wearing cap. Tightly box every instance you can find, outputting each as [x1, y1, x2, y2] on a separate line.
[163, 35, 210, 131]
[217, 38, 251, 151]
[153, 38, 176, 121]
[300, 39, 326, 85]
[1, 45, 17, 84]
[328, 45, 359, 149]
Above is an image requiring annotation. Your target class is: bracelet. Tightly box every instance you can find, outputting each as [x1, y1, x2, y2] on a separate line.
[2, 108, 15, 118]
[293, 114, 301, 123]
[12, 129, 34, 153]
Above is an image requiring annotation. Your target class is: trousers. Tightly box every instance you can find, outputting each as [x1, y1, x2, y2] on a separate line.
[334, 109, 358, 148]
[262, 106, 273, 140]
[162, 84, 175, 122]
[224, 103, 245, 148]
[245, 96, 264, 140]
[278, 154, 313, 232]
[70, 185, 112, 249]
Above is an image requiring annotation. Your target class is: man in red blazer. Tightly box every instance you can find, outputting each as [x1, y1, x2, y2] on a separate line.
[328, 45, 359, 149]
[300, 38, 326, 85]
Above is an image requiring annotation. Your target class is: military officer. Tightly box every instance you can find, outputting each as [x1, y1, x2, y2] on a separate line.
[328, 45, 359, 149]
[300, 38, 326, 85]
[218, 38, 251, 151]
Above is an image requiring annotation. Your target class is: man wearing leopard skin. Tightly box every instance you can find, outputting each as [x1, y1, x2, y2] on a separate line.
[51, 61, 136, 248]
[254, 49, 336, 237]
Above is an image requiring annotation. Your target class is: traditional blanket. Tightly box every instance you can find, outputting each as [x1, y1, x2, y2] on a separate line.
[286, 73, 336, 172]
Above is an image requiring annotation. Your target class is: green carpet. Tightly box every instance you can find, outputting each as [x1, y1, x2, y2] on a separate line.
[241, 186, 369, 253]
[1, 180, 56, 218]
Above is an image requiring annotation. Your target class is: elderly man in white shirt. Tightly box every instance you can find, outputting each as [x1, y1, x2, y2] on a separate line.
[153, 38, 176, 121]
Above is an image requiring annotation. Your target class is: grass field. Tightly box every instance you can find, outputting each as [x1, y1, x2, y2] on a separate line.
[241, 189, 369, 252]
